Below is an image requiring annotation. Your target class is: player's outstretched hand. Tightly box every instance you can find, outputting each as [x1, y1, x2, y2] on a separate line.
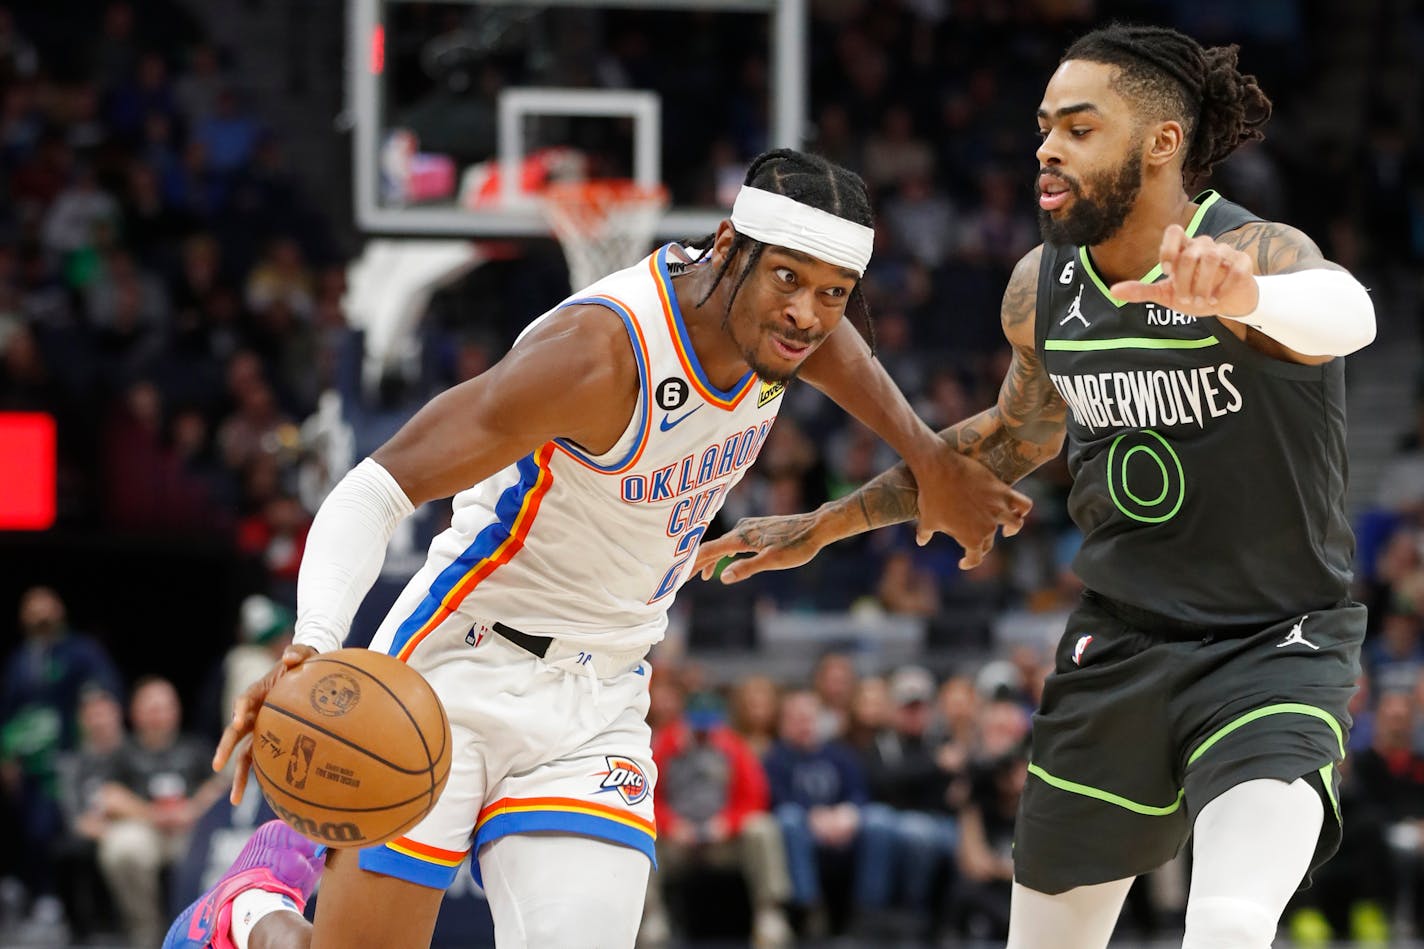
[1109, 224, 1259, 317]
[693, 511, 824, 584]
[910, 444, 1032, 569]
[213, 643, 318, 804]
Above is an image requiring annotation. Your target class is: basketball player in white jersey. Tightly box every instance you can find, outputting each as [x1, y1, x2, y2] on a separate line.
[164, 149, 1031, 949]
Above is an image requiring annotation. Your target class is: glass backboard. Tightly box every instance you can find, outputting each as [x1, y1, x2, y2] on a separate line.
[349, 0, 807, 237]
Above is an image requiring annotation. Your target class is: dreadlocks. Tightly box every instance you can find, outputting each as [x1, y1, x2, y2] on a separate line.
[688, 148, 876, 350]
[1063, 24, 1273, 186]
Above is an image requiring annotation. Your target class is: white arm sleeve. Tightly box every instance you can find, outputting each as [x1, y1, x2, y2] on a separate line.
[294, 458, 415, 653]
[1221, 269, 1376, 357]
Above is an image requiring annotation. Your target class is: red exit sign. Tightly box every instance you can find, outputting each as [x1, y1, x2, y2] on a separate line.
[0, 413, 56, 529]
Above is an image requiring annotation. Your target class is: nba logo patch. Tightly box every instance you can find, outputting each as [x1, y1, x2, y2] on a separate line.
[595, 756, 649, 806]
[1072, 634, 1093, 666]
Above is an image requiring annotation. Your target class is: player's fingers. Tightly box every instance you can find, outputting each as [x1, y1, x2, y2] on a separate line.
[1159, 225, 1187, 277]
[696, 532, 754, 563]
[1202, 254, 1235, 306]
[916, 526, 934, 546]
[719, 552, 777, 584]
[1173, 244, 1204, 305]
[212, 697, 254, 770]
[229, 740, 253, 805]
[212, 724, 240, 771]
[1189, 240, 1229, 304]
[1108, 279, 1169, 305]
[1220, 255, 1255, 310]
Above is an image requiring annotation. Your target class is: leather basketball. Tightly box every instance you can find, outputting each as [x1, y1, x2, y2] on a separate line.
[251, 648, 451, 848]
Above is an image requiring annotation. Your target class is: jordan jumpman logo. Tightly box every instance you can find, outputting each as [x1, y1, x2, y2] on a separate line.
[1275, 616, 1319, 650]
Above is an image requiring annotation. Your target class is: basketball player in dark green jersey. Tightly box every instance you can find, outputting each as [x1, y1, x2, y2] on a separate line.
[695, 25, 1376, 949]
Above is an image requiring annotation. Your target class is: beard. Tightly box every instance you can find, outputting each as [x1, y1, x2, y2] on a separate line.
[1037, 152, 1144, 247]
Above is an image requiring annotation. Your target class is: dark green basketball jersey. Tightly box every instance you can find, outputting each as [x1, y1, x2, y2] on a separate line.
[1034, 191, 1354, 625]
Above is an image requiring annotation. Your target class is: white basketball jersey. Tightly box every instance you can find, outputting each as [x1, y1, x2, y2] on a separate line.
[383, 244, 785, 656]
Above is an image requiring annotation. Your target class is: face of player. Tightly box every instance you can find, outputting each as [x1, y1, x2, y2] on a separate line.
[1034, 60, 1147, 247]
[723, 244, 858, 383]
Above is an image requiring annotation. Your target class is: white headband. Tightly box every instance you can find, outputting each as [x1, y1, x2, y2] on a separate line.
[729, 186, 874, 277]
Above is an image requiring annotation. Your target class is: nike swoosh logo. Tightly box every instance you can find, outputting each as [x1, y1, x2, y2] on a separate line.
[659, 405, 703, 431]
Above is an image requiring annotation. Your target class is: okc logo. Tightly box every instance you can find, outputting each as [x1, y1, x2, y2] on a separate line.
[595, 756, 649, 806]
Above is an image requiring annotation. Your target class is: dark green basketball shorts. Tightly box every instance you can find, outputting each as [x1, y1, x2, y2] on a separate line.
[1013, 590, 1365, 895]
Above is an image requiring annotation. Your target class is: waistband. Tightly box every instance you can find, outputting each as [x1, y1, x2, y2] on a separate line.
[1084, 591, 1284, 642]
[491, 621, 646, 678]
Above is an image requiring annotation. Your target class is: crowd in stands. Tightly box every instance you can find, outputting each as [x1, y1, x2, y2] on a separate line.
[2, 0, 1424, 945]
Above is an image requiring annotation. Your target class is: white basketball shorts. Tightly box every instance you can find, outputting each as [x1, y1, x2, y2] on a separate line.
[357, 609, 656, 890]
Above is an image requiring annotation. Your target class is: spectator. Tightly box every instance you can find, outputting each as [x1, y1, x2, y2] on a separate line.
[763, 690, 895, 937]
[1368, 610, 1424, 697]
[877, 548, 941, 617]
[53, 685, 126, 942]
[952, 747, 1028, 939]
[642, 689, 791, 948]
[96, 677, 224, 948]
[194, 87, 261, 174]
[1351, 689, 1424, 935]
[0, 587, 122, 926]
[861, 105, 934, 191]
[729, 675, 780, 759]
[221, 594, 294, 726]
[40, 164, 119, 260]
[235, 493, 311, 598]
[844, 675, 890, 754]
[244, 236, 313, 319]
[861, 665, 961, 929]
[811, 651, 857, 742]
[174, 43, 225, 124]
[881, 172, 958, 269]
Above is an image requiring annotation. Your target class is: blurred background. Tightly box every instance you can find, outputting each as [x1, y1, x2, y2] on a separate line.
[0, 0, 1421, 946]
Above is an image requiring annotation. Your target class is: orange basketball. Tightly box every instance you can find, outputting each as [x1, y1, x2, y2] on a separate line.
[251, 648, 451, 848]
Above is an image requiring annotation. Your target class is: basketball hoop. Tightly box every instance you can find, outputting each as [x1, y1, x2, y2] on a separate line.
[542, 180, 670, 291]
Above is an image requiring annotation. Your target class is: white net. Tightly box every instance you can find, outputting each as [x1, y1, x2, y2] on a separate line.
[542, 181, 670, 291]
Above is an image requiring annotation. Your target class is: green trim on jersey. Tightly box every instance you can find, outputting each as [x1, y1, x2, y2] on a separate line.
[1027, 701, 1344, 818]
[1044, 336, 1220, 352]
[1078, 191, 1224, 307]
[1026, 763, 1186, 816]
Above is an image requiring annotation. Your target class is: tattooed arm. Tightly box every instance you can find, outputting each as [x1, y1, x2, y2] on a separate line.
[842, 245, 1067, 522]
[695, 246, 1065, 581]
[1216, 220, 1348, 277]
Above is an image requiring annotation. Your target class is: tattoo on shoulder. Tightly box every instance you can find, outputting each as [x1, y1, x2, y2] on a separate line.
[1219, 222, 1346, 276]
[1001, 246, 1043, 332]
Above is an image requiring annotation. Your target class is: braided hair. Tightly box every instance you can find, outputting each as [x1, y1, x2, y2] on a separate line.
[688, 148, 876, 349]
[1063, 25, 1273, 186]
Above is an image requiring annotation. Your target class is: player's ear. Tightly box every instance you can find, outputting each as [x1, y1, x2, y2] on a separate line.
[712, 220, 737, 263]
[1146, 120, 1185, 168]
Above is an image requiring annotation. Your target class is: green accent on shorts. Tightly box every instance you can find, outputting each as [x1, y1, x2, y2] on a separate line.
[1185, 702, 1345, 766]
[1026, 763, 1185, 816]
[1319, 762, 1339, 818]
[1028, 702, 1344, 816]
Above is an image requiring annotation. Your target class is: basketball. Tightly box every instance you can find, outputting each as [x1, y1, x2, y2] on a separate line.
[250, 648, 451, 848]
